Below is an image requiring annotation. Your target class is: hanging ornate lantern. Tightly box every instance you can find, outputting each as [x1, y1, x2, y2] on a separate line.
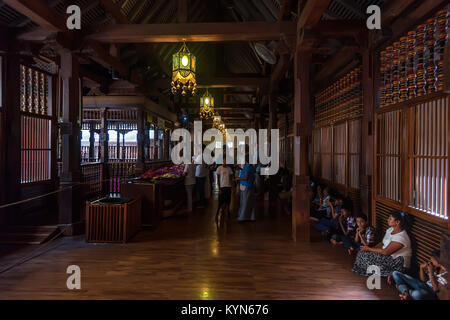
[199, 89, 214, 120]
[171, 42, 197, 96]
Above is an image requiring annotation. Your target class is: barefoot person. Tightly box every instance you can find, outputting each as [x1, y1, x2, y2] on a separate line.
[352, 211, 412, 277]
[391, 250, 448, 300]
[236, 151, 256, 222]
[215, 159, 234, 227]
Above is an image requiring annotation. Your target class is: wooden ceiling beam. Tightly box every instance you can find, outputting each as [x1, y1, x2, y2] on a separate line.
[381, 0, 415, 26]
[99, 0, 171, 79]
[177, 0, 188, 23]
[98, 0, 129, 24]
[297, 0, 332, 30]
[86, 21, 297, 43]
[86, 40, 129, 77]
[312, 20, 365, 38]
[197, 76, 269, 88]
[4, 0, 67, 31]
[313, 46, 359, 83]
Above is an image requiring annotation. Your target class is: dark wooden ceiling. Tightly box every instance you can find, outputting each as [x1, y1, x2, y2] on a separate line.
[1, 0, 447, 127]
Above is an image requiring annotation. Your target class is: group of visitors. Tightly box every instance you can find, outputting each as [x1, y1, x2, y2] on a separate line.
[311, 184, 448, 300]
[182, 146, 260, 225]
[182, 158, 210, 213]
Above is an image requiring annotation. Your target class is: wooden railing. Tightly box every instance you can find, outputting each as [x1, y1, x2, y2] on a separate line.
[108, 146, 138, 161]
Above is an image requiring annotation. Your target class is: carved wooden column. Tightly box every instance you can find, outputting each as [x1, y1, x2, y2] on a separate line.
[99, 107, 108, 193]
[3, 49, 21, 224]
[361, 42, 376, 220]
[136, 108, 145, 174]
[88, 122, 95, 162]
[268, 93, 278, 200]
[58, 49, 82, 235]
[292, 49, 312, 242]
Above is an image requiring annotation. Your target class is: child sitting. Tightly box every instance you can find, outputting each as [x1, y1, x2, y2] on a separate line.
[330, 207, 356, 245]
[311, 187, 332, 220]
[314, 198, 343, 236]
[343, 215, 375, 255]
[390, 250, 448, 300]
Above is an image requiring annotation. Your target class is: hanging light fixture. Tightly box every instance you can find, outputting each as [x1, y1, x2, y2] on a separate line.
[199, 89, 214, 120]
[212, 115, 222, 129]
[171, 42, 197, 96]
[218, 123, 226, 136]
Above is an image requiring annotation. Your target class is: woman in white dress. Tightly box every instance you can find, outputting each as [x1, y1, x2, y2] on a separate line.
[352, 211, 412, 277]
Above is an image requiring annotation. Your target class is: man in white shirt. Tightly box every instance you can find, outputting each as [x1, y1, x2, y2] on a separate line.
[215, 161, 234, 227]
[195, 147, 209, 208]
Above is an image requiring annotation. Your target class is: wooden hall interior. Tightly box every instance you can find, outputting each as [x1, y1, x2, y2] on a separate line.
[0, 0, 449, 300]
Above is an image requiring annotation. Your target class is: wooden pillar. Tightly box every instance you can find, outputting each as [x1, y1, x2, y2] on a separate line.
[292, 49, 312, 242]
[3, 50, 22, 224]
[268, 93, 278, 133]
[116, 129, 120, 160]
[268, 93, 278, 200]
[99, 107, 108, 193]
[136, 109, 145, 174]
[89, 122, 95, 162]
[99, 108, 108, 163]
[284, 113, 289, 169]
[58, 49, 82, 234]
[253, 113, 260, 130]
[360, 42, 376, 220]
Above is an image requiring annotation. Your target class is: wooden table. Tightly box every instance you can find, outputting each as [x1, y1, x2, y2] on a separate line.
[121, 178, 185, 228]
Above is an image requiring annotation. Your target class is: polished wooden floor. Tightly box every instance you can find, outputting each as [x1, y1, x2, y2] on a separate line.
[0, 193, 397, 300]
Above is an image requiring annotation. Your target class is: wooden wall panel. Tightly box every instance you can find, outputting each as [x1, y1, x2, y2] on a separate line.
[375, 201, 447, 264]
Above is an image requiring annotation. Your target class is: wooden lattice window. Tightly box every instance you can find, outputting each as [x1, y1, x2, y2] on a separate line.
[20, 65, 53, 184]
[376, 110, 401, 202]
[411, 96, 448, 220]
[348, 119, 361, 189]
[321, 126, 333, 181]
[333, 122, 347, 186]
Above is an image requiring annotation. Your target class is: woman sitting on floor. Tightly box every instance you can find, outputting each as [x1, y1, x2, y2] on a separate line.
[344, 215, 375, 255]
[330, 206, 356, 246]
[314, 198, 343, 236]
[352, 211, 412, 277]
[390, 250, 448, 300]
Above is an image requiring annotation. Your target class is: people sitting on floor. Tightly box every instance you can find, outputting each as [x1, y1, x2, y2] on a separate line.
[311, 187, 331, 220]
[312, 184, 323, 204]
[352, 211, 412, 277]
[344, 215, 376, 255]
[314, 197, 343, 236]
[330, 206, 356, 246]
[390, 250, 448, 300]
